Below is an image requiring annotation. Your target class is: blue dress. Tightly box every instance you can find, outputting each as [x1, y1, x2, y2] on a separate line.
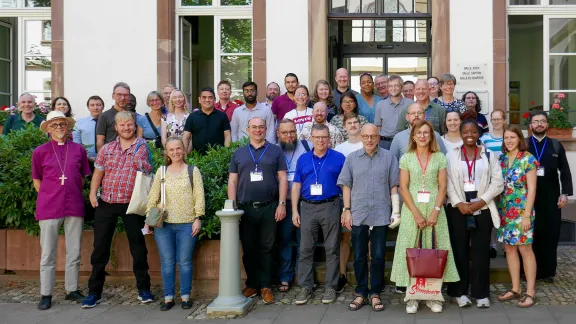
[136, 114, 162, 140]
[357, 94, 383, 123]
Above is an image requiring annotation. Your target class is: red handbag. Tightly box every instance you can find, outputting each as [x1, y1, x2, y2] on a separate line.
[406, 228, 448, 279]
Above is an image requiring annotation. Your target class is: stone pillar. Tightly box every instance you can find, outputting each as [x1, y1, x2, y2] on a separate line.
[493, 0, 507, 112]
[253, 0, 267, 102]
[309, 0, 328, 85]
[431, 0, 450, 77]
[157, 0, 176, 89]
[51, 0, 64, 97]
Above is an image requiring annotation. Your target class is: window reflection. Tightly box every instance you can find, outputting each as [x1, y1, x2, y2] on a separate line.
[221, 56, 252, 101]
[181, 0, 212, 5]
[25, 0, 51, 7]
[331, 0, 428, 14]
[221, 19, 252, 53]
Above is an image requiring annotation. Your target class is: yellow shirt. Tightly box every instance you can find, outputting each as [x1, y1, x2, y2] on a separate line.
[146, 165, 205, 223]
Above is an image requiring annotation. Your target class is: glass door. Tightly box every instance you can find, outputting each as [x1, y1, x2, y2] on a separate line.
[0, 21, 12, 106]
[180, 18, 193, 105]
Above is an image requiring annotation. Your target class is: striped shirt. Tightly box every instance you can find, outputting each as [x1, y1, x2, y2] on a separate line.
[480, 133, 503, 156]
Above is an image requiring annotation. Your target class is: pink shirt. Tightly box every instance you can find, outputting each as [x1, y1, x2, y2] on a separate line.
[271, 93, 297, 120]
[214, 101, 239, 121]
[32, 140, 92, 221]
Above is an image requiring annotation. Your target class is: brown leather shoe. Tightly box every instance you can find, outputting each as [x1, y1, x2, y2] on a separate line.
[261, 288, 275, 305]
[242, 287, 257, 298]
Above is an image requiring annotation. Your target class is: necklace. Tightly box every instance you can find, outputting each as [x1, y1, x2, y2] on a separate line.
[50, 140, 69, 185]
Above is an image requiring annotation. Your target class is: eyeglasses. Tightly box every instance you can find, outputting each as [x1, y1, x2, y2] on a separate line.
[312, 136, 330, 141]
[408, 111, 425, 116]
[49, 122, 67, 129]
[388, 84, 402, 89]
[280, 130, 296, 136]
[531, 120, 548, 125]
[114, 93, 130, 98]
[295, 93, 308, 97]
[361, 135, 379, 140]
[375, 82, 387, 87]
[243, 89, 257, 94]
[415, 131, 430, 137]
[345, 120, 360, 125]
[491, 118, 504, 122]
[428, 82, 439, 86]
[341, 100, 355, 105]
[149, 98, 162, 103]
[249, 125, 266, 130]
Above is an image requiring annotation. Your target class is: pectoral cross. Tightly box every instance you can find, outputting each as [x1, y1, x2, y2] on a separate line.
[59, 174, 67, 185]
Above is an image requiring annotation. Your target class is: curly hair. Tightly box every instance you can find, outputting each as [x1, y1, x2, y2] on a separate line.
[461, 91, 482, 113]
[313, 80, 334, 107]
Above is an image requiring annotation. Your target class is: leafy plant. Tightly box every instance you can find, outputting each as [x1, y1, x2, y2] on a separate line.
[549, 93, 572, 129]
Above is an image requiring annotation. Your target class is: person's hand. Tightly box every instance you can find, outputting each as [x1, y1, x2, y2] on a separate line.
[522, 217, 531, 233]
[456, 202, 472, 215]
[89, 193, 99, 208]
[292, 210, 301, 228]
[426, 211, 438, 227]
[414, 212, 426, 229]
[342, 211, 352, 231]
[275, 204, 286, 222]
[192, 219, 202, 236]
[558, 194, 568, 209]
[143, 224, 153, 235]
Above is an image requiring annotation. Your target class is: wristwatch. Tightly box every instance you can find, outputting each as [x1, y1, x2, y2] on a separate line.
[342, 207, 351, 212]
[279, 201, 286, 206]
[196, 216, 204, 221]
[434, 206, 441, 211]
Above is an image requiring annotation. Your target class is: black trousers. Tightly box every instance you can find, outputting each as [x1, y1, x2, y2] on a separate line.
[88, 200, 151, 296]
[239, 201, 278, 289]
[446, 205, 492, 299]
[533, 200, 562, 279]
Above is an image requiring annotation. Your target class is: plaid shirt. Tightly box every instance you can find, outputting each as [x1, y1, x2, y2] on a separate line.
[94, 137, 152, 204]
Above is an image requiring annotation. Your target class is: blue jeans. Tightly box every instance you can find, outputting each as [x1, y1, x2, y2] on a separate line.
[154, 222, 197, 300]
[277, 203, 296, 283]
[351, 225, 387, 297]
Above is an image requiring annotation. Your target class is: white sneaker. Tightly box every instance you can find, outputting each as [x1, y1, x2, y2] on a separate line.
[426, 300, 443, 313]
[406, 300, 419, 314]
[476, 298, 490, 308]
[455, 295, 472, 308]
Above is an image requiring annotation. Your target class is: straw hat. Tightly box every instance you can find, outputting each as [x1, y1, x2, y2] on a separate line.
[40, 111, 76, 133]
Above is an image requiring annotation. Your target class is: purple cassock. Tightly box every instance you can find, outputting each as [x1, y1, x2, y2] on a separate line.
[32, 139, 92, 221]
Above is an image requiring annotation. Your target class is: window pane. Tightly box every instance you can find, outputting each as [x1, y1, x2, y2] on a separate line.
[0, 60, 10, 93]
[221, 19, 252, 53]
[181, 0, 212, 5]
[27, 92, 50, 106]
[221, 55, 252, 101]
[25, 20, 51, 56]
[25, 0, 51, 7]
[550, 19, 576, 53]
[550, 55, 576, 90]
[549, 92, 576, 126]
[0, 0, 17, 8]
[387, 56, 428, 83]
[509, 0, 541, 4]
[25, 56, 51, 91]
[551, 0, 576, 4]
[0, 25, 10, 60]
[0, 94, 10, 107]
[221, 0, 251, 5]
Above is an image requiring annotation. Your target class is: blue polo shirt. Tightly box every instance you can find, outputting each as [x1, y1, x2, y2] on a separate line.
[294, 149, 346, 201]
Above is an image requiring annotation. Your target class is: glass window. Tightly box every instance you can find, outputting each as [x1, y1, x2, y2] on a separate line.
[221, 56, 252, 101]
[221, 0, 251, 5]
[549, 18, 576, 53]
[0, 0, 17, 8]
[24, 20, 51, 104]
[221, 19, 252, 53]
[25, 0, 51, 7]
[181, 0, 212, 5]
[220, 18, 252, 101]
[550, 0, 576, 4]
[330, 0, 428, 14]
[509, 0, 541, 4]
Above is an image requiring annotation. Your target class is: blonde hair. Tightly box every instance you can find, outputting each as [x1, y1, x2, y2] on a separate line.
[167, 89, 191, 114]
[114, 110, 136, 124]
[164, 137, 188, 166]
[407, 120, 440, 153]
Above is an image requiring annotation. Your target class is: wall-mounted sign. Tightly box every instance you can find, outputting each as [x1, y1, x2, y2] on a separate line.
[455, 63, 487, 85]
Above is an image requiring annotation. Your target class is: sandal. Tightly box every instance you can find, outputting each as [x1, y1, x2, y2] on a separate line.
[370, 295, 385, 312]
[518, 294, 536, 308]
[278, 282, 290, 293]
[497, 289, 521, 302]
[348, 294, 366, 311]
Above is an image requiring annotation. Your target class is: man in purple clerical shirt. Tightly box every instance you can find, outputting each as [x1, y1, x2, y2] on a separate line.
[31, 111, 92, 310]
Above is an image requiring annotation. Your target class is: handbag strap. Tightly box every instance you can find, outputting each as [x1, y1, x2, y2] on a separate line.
[160, 166, 166, 208]
[145, 113, 161, 138]
[187, 164, 195, 189]
[414, 227, 438, 249]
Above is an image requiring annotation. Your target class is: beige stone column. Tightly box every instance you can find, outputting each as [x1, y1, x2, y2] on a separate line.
[493, 0, 507, 112]
[157, 0, 176, 89]
[253, 0, 267, 102]
[51, 0, 64, 97]
[309, 0, 328, 85]
[431, 0, 450, 77]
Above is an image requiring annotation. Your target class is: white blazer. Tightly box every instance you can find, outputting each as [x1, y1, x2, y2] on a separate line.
[446, 145, 504, 228]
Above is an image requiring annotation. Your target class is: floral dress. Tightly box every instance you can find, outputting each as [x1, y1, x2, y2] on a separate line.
[164, 112, 189, 138]
[329, 114, 368, 140]
[433, 97, 466, 113]
[390, 152, 459, 287]
[497, 151, 539, 245]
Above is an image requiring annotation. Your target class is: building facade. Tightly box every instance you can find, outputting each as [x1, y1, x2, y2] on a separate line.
[1, 0, 576, 124]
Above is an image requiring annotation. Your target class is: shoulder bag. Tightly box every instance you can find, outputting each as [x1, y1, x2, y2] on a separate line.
[145, 113, 162, 148]
[126, 139, 154, 216]
[405, 227, 448, 279]
[145, 166, 166, 228]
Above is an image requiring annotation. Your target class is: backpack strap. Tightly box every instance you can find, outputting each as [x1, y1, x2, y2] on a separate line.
[145, 113, 161, 138]
[187, 164, 195, 189]
[551, 138, 561, 156]
[301, 139, 311, 152]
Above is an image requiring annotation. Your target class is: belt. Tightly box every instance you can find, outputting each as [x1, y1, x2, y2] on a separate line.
[380, 136, 394, 141]
[301, 195, 339, 205]
[239, 199, 276, 209]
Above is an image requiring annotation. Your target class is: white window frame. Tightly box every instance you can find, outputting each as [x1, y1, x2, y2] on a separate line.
[508, 0, 576, 12]
[20, 16, 51, 103]
[0, 21, 13, 104]
[175, 0, 252, 94]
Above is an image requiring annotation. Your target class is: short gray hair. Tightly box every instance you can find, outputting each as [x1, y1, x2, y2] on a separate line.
[375, 74, 389, 80]
[388, 74, 404, 84]
[439, 73, 457, 87]
[19, 92, 35, 101]
[113, 82, 131, 93]
[311, 123, 330, 136]
[147, 91, 164, 106]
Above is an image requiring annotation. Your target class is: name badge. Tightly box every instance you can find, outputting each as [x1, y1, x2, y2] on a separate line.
[311, 184, 323, 196]
[250, 171, 264, 182]
[417, 191, 430, 203]
[537, 167, 545, 177]
[464, 181, 476, 192]
[287, 172, 295, 182]
[470, 198, 481, 215]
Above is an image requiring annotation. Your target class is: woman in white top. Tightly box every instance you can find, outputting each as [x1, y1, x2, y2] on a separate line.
[445, 119, 503, 309]
[283, 85, 313, 137]
[161, 89, 190, 147]
[442, 110, 463, 152]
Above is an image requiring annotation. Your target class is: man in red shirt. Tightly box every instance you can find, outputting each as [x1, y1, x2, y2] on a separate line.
[214, 80, 239, 121]
[271, 73, 299, 121]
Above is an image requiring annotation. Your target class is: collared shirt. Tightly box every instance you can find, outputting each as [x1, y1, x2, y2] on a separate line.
[374, 97, 414, 137]
[229, 141, 287, 202]
[271, 93, 296, 120]
[262, 101, 273, 111]
[73, 116, 98, 158]
[333, 88, 359, 108]
[337, 148, 399, 226]
[183, 108, 231, 154]
[32, 140, 92, 220]
[94, 137, 153, 204]
[294, 149, 346, 201]
[300, 121, 345, 149]
[357, 94, 383, 123]
[279, 140, 310, 195]
[230, 103, 276, 143]
[389, 128, 447, 161]
[395, 101, 446, 135]
[2, 113, 44, 135]
[96, 107, 121, 144]
[214, 101, 239, 121]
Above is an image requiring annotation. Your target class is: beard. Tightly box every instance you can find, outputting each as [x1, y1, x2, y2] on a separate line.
[532, 127, 548, 136]
[266, 94, 278, 101]
[55, 132, 67, 139]
[244, 95, 257, 104]
[280, 139, 298, 151]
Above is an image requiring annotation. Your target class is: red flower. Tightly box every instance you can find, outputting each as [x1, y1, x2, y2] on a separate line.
[520, 175, 526, 182]
[558, 93, 566, 99]
[507, 188, 513, 195]
[520, 236, 527, 243]
[531, 101, 535, 105]
[233, 99, 244, 105]
[523, 112, 530, 119]
[1, 106, 8, 111]
[514, 198, 521, 204]
[552, 103, 560, 109]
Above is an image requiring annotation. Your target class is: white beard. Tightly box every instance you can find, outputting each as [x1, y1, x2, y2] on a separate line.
[55, 132, 66, 139]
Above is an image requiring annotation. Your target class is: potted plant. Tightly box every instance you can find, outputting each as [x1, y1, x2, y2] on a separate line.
[524, 94, 572, 138]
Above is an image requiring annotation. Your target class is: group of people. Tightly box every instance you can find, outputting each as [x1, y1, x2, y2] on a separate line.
[10, 66, 572, 314]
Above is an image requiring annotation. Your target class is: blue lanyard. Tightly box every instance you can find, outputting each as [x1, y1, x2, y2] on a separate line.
[248, 143, 270, 171]
[296, 109, 309, 133]
[311, 150, 330, 183]
[284, 149, 296, 172]
[531, 136, 547, 163]
[425, 106, 430, 120]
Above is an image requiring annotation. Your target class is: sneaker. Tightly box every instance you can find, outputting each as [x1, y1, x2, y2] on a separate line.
[81, 294, 101, 309]
[476, 298, 490, 308]
[336, 274, 348, 293]
[295, 286, 312, 305]
[138, 290, 155, 304]
[37, 295, 52, 310]
[489, 247, 497, 259]
[395, 286, 407, 294]
[406, 300, 419, 314]
[181, 300, 193, 309]
[426, 300, 443, 313]
[242, 287, 258, 298]
[455, 295, 472, 308]
[322, 288, 337, 304]
[65, 290, 86, 302]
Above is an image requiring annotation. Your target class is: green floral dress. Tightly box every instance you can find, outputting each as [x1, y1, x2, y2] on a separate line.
[390, 151, 460, 287]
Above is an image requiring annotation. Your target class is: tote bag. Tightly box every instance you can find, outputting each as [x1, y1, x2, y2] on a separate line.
[126, 140, 154, 216]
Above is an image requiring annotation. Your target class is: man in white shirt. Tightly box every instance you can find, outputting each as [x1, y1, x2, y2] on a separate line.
[230, 82, 276, 143]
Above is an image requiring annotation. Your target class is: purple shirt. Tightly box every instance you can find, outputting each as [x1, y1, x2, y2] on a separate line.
[32, 139, 92, 221]
[271, 93, 296, 120]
